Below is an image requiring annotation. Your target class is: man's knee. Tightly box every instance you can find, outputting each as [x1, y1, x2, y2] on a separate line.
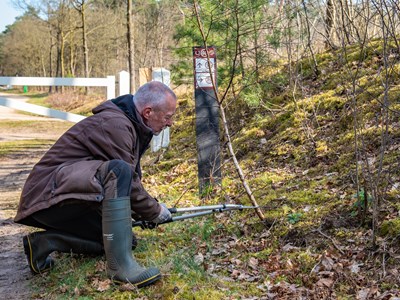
[106, 159, 132, 197]
[107, 159, 132, 180]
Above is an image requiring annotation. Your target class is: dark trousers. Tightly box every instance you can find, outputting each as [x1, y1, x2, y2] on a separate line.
[28, 159, 133, 243]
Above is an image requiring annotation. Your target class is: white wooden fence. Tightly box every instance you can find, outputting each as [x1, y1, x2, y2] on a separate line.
[0, 72, 131, 123]
[0, 69, 170, 151]
[0, 75, 116, 99]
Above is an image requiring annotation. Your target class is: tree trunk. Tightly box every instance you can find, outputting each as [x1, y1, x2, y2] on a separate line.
[127, 0, 135, 93]
[49, 35, 54, 93]
[301, 0, 319, 78]
[81, 0, 89, 94]
[325, 0, 335, 49]
[250, 4, 259, 82]
[60, 33, 65, 93]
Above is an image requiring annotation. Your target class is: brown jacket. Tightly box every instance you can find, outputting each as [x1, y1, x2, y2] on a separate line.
[15, 94, 161, 224]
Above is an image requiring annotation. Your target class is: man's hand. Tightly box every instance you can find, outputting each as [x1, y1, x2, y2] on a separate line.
[151, 203, 172, 224]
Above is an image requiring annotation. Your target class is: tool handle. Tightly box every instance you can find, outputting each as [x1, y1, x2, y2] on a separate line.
[168, 204, 259, 213]
[132, 205, 259, 229]
[133, 209, 230, 229]
[132, 218, 173, 229]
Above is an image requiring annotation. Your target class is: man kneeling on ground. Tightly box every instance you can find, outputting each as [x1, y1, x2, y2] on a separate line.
[14, 81, 177, 288]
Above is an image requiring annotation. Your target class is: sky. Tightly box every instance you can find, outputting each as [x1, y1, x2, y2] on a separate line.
[0, 0, 23, 33]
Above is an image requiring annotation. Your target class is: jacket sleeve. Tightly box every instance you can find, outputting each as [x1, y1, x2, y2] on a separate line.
[78, 115, 161, 220]
[130, 174, 161, 221]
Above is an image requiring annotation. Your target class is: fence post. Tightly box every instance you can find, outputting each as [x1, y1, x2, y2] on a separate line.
[119, 71, 130, 96]
[106, 76, 116, 99]
[151, 68, 171, 152]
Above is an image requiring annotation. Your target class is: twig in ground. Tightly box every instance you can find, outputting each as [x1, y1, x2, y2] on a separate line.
[314, 228, 345, 255]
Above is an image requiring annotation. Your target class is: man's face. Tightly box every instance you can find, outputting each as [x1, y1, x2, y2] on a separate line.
[144, 95, 177, 135]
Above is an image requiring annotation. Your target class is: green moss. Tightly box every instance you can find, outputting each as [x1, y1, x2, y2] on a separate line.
[249, 170, 291, 187]
[232, 127, 266, 151]
[289, 250, 318, 273]
[380, 218, 400, 237]
[324, 71, 345, 90]
[315, 140, 328, 156]
[334, 229, 354, 239]
[254, 247, 273, 260]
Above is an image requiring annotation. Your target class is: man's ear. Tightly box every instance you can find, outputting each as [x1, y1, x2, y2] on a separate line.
[142, 107, 152, 120]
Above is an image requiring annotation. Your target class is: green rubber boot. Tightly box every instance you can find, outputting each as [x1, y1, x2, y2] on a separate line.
[23, 230, 103, 274]
[102, 197, 161, 288]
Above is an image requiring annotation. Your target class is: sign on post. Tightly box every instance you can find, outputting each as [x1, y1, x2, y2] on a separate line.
[193, 47, 217, 89]
[193, 46, 221, 196]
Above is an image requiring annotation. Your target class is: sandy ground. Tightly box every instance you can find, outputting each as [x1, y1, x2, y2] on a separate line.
[0, 92, 56, 121]
[0, 93, 65, 299]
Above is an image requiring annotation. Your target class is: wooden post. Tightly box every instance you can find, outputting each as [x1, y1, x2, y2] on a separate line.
[139, 68, 151, 87]
[193, 46, 221, 196]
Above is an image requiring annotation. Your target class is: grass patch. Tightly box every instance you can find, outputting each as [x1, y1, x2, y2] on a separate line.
[0, 119, 72, 131]
[0, 139, 55, 157]
[25, 93, 51, 107]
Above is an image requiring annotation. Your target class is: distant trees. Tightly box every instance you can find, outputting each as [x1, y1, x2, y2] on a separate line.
[0, 0, 181, 88]
[2, 1, 398, 85]
[0, 9, 50, 76]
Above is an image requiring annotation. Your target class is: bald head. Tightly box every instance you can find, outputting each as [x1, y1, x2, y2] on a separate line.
[133, 81, 177, 112]
[133, 81, 177, 135]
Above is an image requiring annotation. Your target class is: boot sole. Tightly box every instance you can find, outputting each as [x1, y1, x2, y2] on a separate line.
[23, 235, 40, 274]
[23, 235, 53, 274]
[136, 272, 162, 288]
[113, 271, 162, 288]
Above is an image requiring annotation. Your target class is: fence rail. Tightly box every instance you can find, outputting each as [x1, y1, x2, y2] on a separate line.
[0, 97, 86, 123]
[0, 76, 116, 99]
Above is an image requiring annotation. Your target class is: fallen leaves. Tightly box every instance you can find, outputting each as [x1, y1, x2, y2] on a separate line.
[182, 215, 400, 299]
[248, 257, 259, 269]
[316, 277, 334, 288]
[194, 252, 204, 265]
[91, 278, 112, 292]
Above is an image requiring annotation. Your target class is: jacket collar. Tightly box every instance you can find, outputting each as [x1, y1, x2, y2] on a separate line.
[111, 94, 153, 156]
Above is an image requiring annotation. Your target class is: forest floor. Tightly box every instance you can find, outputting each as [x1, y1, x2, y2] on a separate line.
[0, 90, 399, 299]
[0, 92, 69, 299]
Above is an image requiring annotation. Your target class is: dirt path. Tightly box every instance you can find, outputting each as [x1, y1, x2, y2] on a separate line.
[0, 147, 53, 299]
[0, 93, 68, 299]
